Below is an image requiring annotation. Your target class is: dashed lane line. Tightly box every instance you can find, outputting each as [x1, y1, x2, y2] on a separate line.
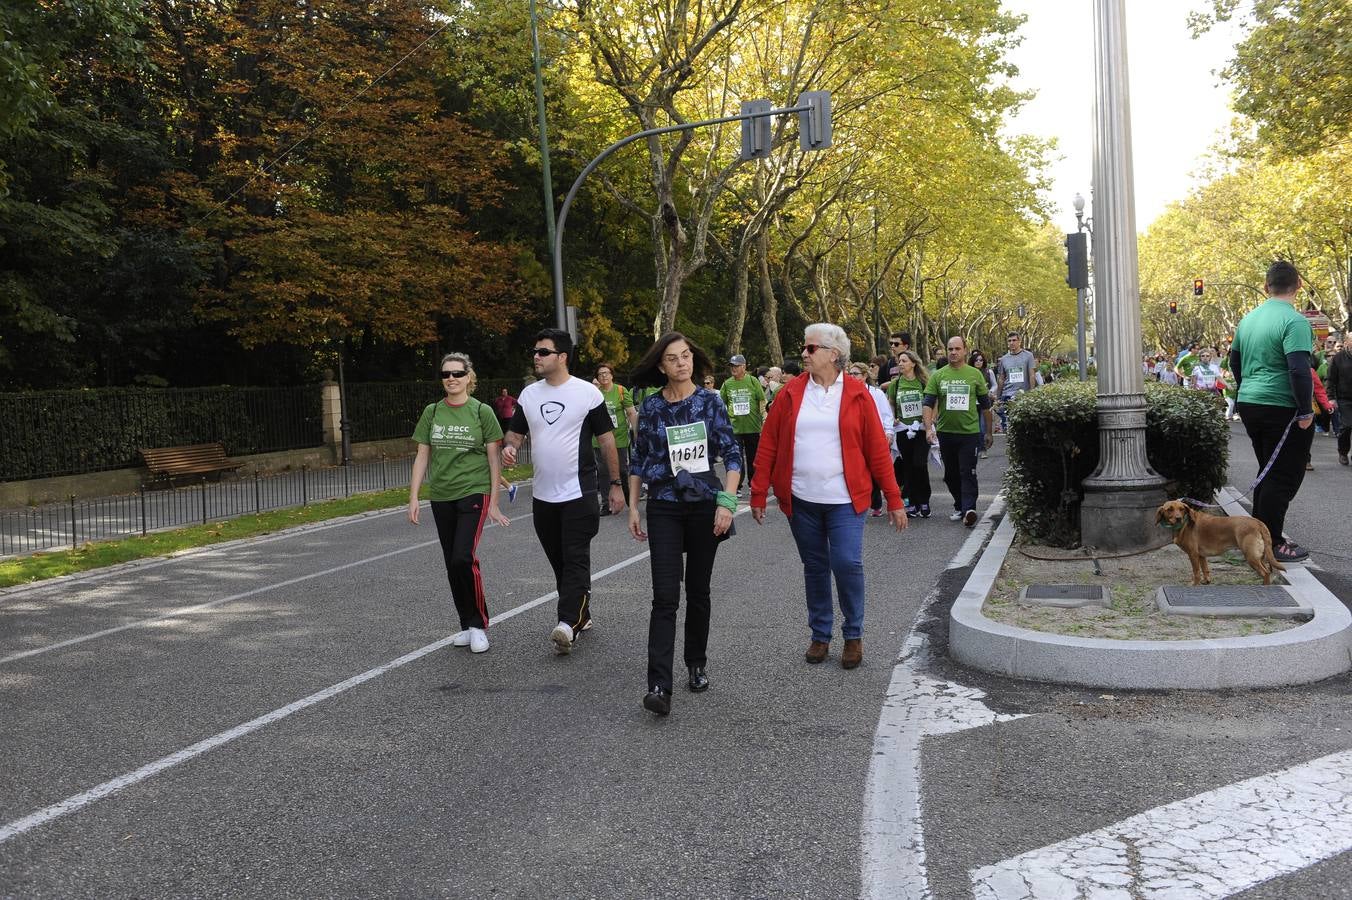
[0, 505, 752, 845]
[969, 749, 1352, 899]
[0, 511, 534, 666]
[0, 541, 651, 846]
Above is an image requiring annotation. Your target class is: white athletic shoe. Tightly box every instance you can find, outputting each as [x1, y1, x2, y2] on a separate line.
[551, 622, 574, 655]
[451, 630, 472, 647]
[468, 627, 489, 653]
[949, 511, 964, 522]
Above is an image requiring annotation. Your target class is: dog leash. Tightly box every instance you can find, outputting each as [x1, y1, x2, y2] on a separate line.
[1180, 413, 1305, 510]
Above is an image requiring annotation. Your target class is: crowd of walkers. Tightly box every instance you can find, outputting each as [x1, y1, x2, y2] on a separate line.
[403, 323, 1045, 717]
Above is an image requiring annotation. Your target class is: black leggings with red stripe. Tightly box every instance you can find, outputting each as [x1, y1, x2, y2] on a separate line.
[430, 494, 490, 629]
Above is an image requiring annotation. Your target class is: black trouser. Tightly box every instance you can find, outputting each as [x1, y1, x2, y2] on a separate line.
[594, 445, 630, 505]
[532, 495, 600, 628]
[734, 432, 760, 487]
[938, 432, 981, 513]
[645, 499, 720, 692]
[893, 433, 932, 506]
[1337, 400, 1351, 457]
[1237, 401, 1314, 543]
[430, 495, 490, 630]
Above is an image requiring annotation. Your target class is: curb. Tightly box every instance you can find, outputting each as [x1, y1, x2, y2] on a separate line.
[949, 513, 1352, 690]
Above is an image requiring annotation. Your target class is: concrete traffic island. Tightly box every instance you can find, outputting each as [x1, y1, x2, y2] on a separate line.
[950, 491, 1352, 690]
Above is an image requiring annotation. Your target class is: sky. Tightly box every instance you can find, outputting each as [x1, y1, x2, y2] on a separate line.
[1001, 1, 1248, 235]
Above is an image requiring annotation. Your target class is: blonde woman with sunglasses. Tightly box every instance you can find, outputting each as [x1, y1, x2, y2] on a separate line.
[408, 352, 510, 654]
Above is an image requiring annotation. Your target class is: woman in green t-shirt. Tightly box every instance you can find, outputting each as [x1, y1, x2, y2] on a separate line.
[886, 350, 932, 517]
[409, 352, 509, 655]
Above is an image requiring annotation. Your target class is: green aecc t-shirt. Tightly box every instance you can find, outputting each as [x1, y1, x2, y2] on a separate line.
[591, 384, 635, 449]
[719, 375, 766, 434]
[923, 364, 989, 434]
[887, 376, 926, 425]
[412, 399, 503, 501]
[1232, 299, 1316, 408]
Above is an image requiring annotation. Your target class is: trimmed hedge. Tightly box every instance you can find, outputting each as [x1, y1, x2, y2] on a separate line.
[0, 386, 324, 482]
[1003, 381, 1229, 547]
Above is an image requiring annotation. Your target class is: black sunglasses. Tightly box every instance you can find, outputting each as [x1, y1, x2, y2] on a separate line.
[888, 340, 902, 347]
[441, 370, 469, 379]
[802, 344, 824, 354]
[531, 347, 561, 358]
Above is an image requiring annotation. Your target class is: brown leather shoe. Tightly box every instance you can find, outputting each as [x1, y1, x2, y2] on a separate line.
[805, 640, 829, 664]
[841, 638, 863, 669]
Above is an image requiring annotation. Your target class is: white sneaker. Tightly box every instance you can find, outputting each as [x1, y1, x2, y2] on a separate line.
[451, 630, 472, 647]
[468, 627, 489, 653]
[949, 511, 964, 521]
[551, 622, 574, 655]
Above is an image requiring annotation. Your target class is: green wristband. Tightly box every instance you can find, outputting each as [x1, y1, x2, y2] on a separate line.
[716, 491, 738, 511]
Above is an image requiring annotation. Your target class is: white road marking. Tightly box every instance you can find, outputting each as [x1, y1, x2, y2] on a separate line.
[861, 493, 1026, 900]
[0, 504, 413, 600]
[969, 749, 1352, 899]
[0, 510, 533, 666]
[0, 538, 655, 846]
[947, 495, 1006, 570]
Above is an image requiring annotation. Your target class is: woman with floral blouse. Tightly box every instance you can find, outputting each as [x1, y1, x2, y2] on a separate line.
[627, 332, 743, 717]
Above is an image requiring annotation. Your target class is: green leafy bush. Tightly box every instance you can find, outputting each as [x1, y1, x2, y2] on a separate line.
[1004, 381, 1229, 547]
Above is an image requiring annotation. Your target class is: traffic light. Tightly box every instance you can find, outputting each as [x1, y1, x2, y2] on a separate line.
[1169, 300, 1178, 315]
[1065, 232, 1088, 289]
[1193, 278, 1204, 296]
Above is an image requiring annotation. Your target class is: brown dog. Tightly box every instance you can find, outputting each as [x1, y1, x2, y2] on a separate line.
[1155, 500, 1286, 585]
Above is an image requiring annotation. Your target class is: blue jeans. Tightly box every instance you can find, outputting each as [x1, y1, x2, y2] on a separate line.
[787, 497, 867, 641]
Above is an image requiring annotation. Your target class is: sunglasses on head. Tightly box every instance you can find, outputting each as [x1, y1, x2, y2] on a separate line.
[531, 347, 561, 357]
[441, 369, 469, 379]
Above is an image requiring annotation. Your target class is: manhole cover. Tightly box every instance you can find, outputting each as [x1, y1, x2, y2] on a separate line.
[1157, 585, 1310, 619]
[1019, 584, 1110, 608]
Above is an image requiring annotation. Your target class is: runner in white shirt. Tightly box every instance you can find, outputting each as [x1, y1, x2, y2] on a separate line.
[1190, 346, 1224, 395]
[502, 328, 625, 654]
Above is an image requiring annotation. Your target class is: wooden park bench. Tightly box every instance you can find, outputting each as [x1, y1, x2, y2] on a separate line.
[139, 442, 242, 486]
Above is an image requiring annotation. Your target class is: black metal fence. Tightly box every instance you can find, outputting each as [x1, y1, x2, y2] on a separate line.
[3, 379, 529, 482]
[0, 385, 324, 481]
[0, 455, 416, 558]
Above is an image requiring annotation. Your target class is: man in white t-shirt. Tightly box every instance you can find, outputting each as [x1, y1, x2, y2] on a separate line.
[502, 328, 625, 654]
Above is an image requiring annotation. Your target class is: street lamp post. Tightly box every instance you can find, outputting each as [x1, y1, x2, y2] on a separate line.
[529, 0, 559, 305]
[1079, 0, 1166, 553]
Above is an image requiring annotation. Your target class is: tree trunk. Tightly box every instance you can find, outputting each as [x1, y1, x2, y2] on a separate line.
[758, 229, 782, 365]
[725, 236, 752, 356]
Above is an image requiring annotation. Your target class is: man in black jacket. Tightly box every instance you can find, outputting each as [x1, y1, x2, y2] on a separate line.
[1326, 336, 1352, 467]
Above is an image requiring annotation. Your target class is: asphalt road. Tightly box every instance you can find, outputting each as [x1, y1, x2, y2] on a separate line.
[3, 422, 1349, 899]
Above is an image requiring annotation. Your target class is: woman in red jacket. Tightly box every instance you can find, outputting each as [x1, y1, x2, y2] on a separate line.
[750, 323, 907, 670]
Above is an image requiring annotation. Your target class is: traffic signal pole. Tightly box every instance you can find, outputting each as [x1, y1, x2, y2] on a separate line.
[551, 95, 831, 336]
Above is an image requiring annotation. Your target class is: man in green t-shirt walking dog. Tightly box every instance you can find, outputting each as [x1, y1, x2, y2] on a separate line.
[922, 336, 994, 528]
[719, 354, 766, 495]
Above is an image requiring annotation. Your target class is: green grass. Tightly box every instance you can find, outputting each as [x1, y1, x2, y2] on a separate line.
[0, 464, 532, 588]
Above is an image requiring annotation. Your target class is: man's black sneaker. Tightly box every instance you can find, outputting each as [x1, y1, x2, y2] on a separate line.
[1340, 453, 1349, 466]
[642, 687, 671, 715]
[1273, 541, 1310, 563]
[918, 504, 931, 518]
